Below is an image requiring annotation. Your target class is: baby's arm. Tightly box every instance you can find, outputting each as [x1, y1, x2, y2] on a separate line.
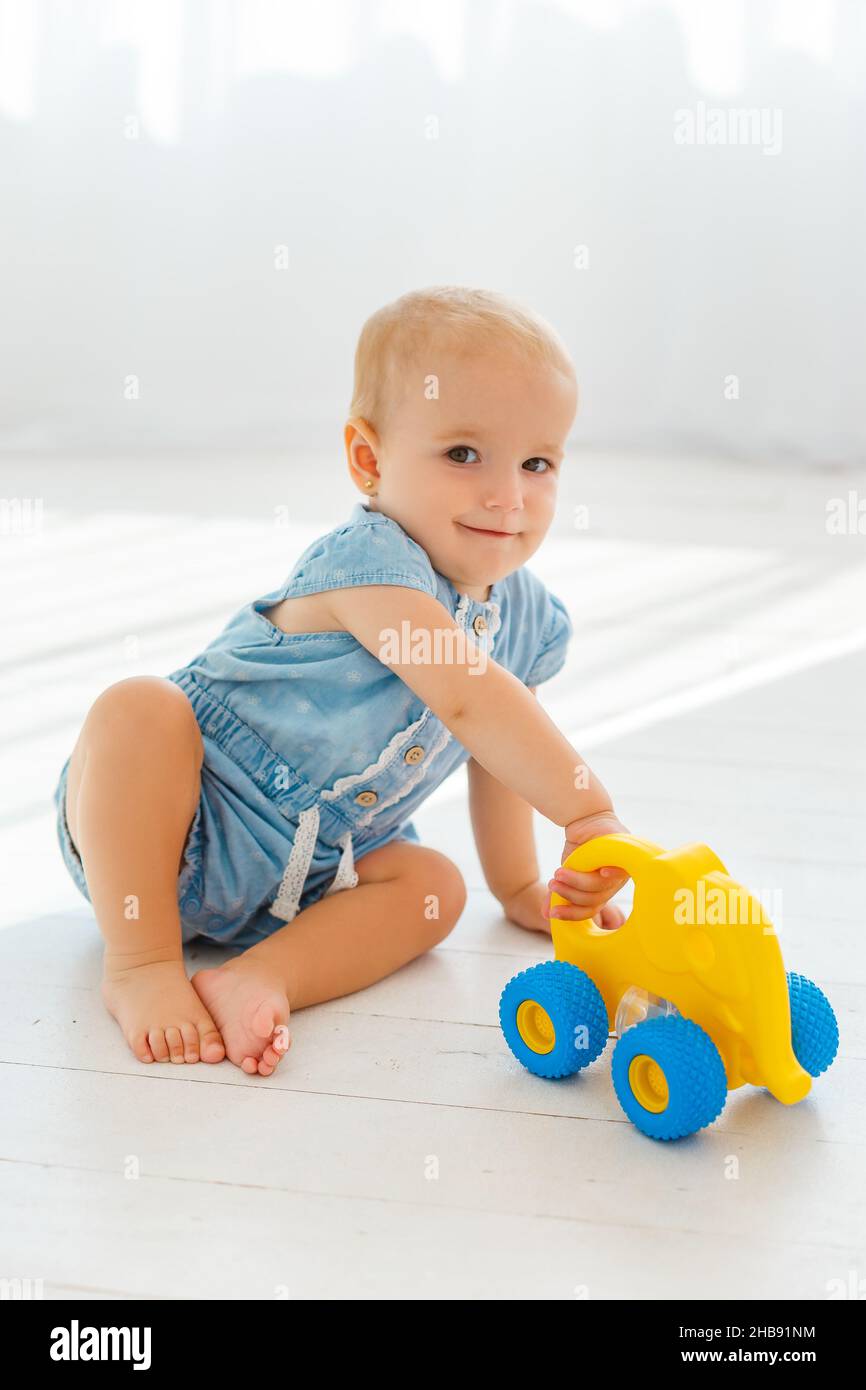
[467, 748, 542, 927]
[467, 698, 627, 934]
[323, 585, 629, 917]
[325, 585, 613, 823]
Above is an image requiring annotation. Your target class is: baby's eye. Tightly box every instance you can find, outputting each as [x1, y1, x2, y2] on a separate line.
[523, 457, 553, 473]
[447, 446, 479, 464]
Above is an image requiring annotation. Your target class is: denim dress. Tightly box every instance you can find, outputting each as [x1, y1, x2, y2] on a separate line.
[53, 502, 572, 948]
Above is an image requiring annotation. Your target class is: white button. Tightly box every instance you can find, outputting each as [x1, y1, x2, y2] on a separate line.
[404, 745, 425, 765]
[473, 614, 488, 636]
[355, 789, 378, 807]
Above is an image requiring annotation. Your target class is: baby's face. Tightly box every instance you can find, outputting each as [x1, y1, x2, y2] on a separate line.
[359, 348, 577, 600]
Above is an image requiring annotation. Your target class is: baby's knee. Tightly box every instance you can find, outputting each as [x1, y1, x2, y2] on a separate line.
[84, 676, 201, 758]
[412, 849, 467, 941]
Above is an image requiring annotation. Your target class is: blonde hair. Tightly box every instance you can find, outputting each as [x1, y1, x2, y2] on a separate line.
[348, 285, 575, 435]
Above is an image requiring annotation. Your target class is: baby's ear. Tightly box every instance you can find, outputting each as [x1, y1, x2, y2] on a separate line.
[344, 417, 381, 489]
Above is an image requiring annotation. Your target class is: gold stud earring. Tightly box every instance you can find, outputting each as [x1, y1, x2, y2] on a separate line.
[364, 479, 376, 492]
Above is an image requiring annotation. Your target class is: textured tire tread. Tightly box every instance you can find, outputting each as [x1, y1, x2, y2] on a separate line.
[611, 1015, 728, 1141]
[499, 960, 608, 1079]
[787, 971, 839, 1077]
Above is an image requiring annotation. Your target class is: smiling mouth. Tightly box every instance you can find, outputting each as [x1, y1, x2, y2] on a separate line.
[457, 522, 518, 538]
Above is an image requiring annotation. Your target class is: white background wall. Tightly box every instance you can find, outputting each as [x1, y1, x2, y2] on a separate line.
[0, 0, 863, 466]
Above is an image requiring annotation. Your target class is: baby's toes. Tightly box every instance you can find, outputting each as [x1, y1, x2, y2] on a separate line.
[131, 1031, 154, 1064]
[165, 1026, 186, 1063]
[260, 1042, 283, 1070]
[198, 1027, 225, 1064]
[148, 1028, 170, 1063]
[180, 1021, 202, 1062]
[241, 1055, 260, 1075]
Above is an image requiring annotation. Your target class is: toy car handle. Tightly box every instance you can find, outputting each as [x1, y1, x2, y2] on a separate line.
[551, 833, 666, 933]
[559, 831, 666, 881]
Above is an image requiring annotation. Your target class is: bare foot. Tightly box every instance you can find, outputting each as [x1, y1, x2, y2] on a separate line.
[191, 957, 291, 1077]
[101, 959, 226, 1065]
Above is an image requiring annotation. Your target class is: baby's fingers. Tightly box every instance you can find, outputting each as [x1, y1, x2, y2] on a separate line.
[545, 877, 610, 916]
[552, 865, 615, 896]
[543, 893, 601, 922]
[544, 902, 594, 922]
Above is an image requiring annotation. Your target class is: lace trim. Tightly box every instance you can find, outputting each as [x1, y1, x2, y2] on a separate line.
[270, 805, 320, 922]
[454, 593, 471, 627]
[351, 720, 453, 830]
[324, 830, 359, 894]
[268, 587, 502, 919]
[320, 712, 429, 801]
[454, 593, 502, 656]
[270, 811, 360, 921]
[482, 600, 502, 652]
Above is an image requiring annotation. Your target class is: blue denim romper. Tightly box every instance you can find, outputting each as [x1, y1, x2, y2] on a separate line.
[53, 502, 572, 949]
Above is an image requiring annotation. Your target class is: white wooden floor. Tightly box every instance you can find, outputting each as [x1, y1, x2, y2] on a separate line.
[1, 451, 864, 1300]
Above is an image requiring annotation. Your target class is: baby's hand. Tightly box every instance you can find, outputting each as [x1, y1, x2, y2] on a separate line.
[544, 810, 631, 925]
[507, 880, 625, 934]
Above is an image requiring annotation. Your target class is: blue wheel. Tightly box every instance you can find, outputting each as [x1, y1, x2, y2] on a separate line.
[787, 972, 838, 1077]
[611, 1015, 728, 1140]
[499, 961, 608, 1078]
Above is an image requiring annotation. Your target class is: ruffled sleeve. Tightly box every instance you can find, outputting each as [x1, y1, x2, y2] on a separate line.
[282, 506, 437, 600]
[525, 589, 573, 686]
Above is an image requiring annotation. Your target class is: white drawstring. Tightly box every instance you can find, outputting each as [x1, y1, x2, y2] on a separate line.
[269, 806, 358, 922]
[325, 829, 359, 896]
[270, 805, 320, 922]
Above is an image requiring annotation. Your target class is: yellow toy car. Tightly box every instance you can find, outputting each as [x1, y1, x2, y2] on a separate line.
[499, 834, 838, 1140]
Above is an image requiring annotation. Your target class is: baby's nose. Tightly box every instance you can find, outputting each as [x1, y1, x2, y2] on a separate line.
[480, 482, 523, 513]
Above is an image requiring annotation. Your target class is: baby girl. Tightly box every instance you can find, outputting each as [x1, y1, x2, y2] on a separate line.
[53, 285, 630, 1076]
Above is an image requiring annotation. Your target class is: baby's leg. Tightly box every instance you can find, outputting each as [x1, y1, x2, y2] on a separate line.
[192, 841, 467, 1075]
[64, 675, 225, 1065]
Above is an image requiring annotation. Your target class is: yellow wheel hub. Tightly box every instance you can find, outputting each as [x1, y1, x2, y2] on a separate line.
[628, 1054, 669, 1112]
[516, 999, 556, 1054]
